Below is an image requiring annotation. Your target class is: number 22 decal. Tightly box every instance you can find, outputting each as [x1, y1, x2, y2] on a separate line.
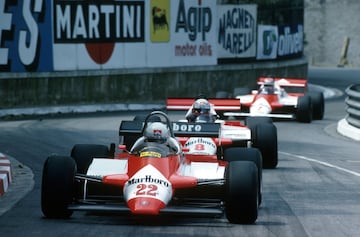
[136, 184, 158, 196]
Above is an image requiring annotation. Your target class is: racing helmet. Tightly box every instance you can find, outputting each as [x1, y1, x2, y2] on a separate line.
[144, 122, 170, 143]
[261, 77, 275, 94]
[192, 99, 211, 115]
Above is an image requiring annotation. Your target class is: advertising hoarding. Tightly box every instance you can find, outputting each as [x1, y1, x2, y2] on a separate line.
[217, 4, 257, 59]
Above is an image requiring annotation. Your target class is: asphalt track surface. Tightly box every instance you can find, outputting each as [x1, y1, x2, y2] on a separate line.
[0, 67, 359, 237]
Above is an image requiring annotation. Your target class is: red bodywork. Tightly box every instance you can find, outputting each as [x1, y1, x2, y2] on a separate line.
[101, 150, 227, 215]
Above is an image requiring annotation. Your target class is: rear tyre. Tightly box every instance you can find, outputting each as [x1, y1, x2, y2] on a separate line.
[224, 147, 263, 205]
[41, 155, 76, 218]
[71, 144, 109, 174]
[309, 92, 325, 120]
[252, 123, 278, 169]
[296, 95, 312, 123]
[225, 161, 258, 224]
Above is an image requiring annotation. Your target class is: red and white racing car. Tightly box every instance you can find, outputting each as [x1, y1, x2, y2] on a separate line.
[222, 77, 325, 123]
[41, 111, 262, 224]
[166, 97, 278, 169]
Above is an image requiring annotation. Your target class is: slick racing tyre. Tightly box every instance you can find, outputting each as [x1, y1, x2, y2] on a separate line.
[41, 155, 76, 218]
[225, 161, 258, 224]
[71, 144, 110, 174]
[296, 95, 312, 123]
[224, 147, 263, 205]
[252, 123, 278, 169]
[308, 91, 325, 120]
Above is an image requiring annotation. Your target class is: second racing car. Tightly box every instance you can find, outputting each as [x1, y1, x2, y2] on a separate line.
[166, 96, 278, 169]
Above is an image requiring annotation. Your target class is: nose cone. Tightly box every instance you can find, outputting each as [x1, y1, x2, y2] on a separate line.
[250, 97, 272, 115]
[128, 197, 166, 215]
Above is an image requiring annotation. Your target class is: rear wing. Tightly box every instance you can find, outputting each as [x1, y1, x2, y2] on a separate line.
[258, 77, 308, 94]
[166, 98, 240, 111]
[119, 120, 221, 138]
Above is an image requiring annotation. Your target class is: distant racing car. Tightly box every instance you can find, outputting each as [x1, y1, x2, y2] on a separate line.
[221, 77, 325, 123]
[41, 111, 262, 224]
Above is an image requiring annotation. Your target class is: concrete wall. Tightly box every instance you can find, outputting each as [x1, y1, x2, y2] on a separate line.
[0, 58, 307, 108]
[304, 0, 360, 66]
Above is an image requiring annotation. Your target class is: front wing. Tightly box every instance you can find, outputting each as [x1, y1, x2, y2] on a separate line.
[72, 173, 226, 217]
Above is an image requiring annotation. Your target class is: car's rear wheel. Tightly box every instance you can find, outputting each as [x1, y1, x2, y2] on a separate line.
[223, 147, 262, 205]
[41, 155, 76, 218]
[71, 144, 110, 174]
[252, 123, 278, 169]
[225, 161, 258, 224]
[296, 95, 312, 123]
[309, 92, 325, 120]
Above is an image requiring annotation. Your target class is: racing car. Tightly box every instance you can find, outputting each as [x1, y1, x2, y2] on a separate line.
[221, 77, 325, 123]
[41, 111, 262, 224]
[166, 97, 278, 169]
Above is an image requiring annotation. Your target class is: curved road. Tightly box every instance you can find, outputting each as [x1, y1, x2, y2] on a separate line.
[0, 67, 359, 237]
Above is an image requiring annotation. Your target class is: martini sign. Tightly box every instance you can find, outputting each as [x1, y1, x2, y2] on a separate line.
[52, 0, 145, 70]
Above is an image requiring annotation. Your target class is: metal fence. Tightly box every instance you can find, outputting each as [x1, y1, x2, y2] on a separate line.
[345, 84, 360, 128]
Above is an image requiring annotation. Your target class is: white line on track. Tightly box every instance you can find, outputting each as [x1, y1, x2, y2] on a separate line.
[280, 151, 360, 177]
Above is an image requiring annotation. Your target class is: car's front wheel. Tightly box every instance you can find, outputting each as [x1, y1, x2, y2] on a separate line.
[41, 155, 76, 218]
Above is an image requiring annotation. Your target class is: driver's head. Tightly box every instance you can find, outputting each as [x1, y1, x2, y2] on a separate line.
[144, 122, 170, 143]
[192, 99, 211, 115]
[261, 77, 275, 93]
[263, 77, 275, 87]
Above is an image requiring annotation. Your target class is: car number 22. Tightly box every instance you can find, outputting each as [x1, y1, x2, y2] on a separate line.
[136, 184, 158, 196]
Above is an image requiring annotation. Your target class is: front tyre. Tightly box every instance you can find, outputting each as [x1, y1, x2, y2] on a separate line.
[41, 155, 76, 218]
[296, 95, 312, 123]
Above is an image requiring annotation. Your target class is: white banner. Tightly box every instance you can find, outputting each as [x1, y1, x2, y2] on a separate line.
[52, 0, 217, 70]
[217, 4, 257, 59]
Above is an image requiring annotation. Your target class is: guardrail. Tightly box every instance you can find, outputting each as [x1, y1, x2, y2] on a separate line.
[345, 84, 360, 128]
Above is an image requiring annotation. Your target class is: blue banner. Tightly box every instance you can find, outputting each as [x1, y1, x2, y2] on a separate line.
[0, 0, 53, 72]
